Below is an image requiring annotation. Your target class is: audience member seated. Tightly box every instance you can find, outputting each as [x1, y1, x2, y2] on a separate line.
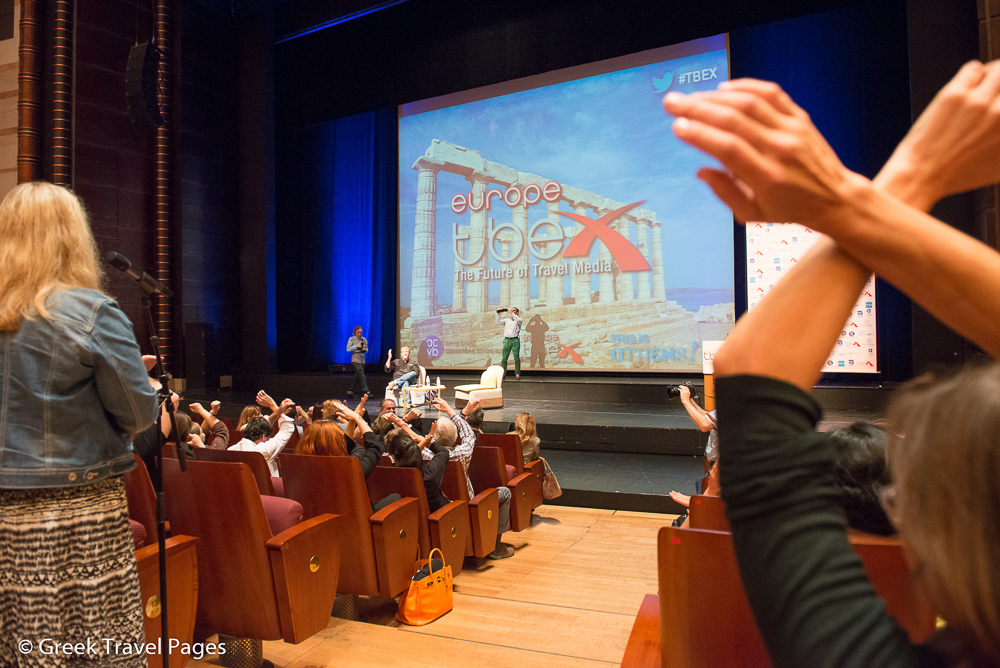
[508, 412, 540, 463]
[296, 417, 399, 512]
[384, 422, 450, 513]
[237, 404, 261, 431]
[415, 397, 513, 560]
[229, 413, 293, 477]
[664, 60, 1000, 665]
[379, 397, 424, 434]
[829, 421, 895, 536]
[187, 401, 229, 449]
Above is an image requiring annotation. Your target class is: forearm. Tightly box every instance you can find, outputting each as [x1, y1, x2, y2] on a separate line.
[680, 396, 713, 431]
[714, 237, 866, 392]
[822, 183, 1000, 357]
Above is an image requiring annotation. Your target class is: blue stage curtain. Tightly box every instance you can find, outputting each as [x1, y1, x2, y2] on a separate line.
[275, 108, 397, 371]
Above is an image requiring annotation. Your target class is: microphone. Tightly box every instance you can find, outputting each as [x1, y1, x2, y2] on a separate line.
[105, 252, 173, 297]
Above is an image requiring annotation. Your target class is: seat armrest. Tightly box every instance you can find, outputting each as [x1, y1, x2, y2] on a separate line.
[506, 472, 535, 532]
[523, 460, 544, 509]
[466, 487, 500, 558]
[369, 497, 422, 598]
[428, 500, 470, 576]
[266, 513, 341, 644]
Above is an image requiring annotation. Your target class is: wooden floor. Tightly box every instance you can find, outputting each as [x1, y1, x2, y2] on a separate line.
[190, 506, 675, 668]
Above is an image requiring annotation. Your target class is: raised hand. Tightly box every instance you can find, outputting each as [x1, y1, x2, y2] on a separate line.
[430, 397, 451, 415]
[875, 59, 1000, 210]
[279, 398, 294, 412]
[210, 400, 221, 414]
[256, 390, 278, 411]
[388, 348, 393, 360]
[403, 408, 422, 422]
[662, 82, 864, 231]
[678, 385, 691, 401]
[355, 394, 369, 414]
[188, 402, 206, 416]
[142, 355, 159, 372]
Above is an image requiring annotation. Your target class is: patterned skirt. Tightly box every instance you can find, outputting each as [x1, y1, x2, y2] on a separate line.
[0, 477, 146, 668]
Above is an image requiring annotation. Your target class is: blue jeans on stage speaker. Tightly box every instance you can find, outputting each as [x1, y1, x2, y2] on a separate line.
[389, 370, 418, 392]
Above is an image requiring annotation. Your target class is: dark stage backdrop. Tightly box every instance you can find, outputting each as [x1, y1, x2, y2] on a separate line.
[274, 0, 913, 379]
[274, 109, 398, 370]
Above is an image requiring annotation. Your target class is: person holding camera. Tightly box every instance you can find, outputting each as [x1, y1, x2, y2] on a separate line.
[496, 306, 522, 380]
[678, 384, 718, 467]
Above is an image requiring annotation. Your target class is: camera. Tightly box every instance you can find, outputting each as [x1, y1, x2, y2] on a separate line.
[665, 381, 699, 401]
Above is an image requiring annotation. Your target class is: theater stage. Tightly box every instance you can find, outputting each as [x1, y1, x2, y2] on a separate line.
[183, 370, 890, 514]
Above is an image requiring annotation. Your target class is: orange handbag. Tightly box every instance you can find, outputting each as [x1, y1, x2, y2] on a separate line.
[396, 548, 453, 625]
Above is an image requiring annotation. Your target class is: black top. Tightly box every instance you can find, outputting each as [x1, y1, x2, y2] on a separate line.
[422, 440, 451, 513]
[353, 432, 386, 479]
[716, 375, 945, 668]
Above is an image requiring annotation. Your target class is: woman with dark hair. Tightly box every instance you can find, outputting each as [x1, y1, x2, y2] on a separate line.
[384, 421, 450, 513]
[0, 182, 158, 667]
[665, 60, 1000, 665]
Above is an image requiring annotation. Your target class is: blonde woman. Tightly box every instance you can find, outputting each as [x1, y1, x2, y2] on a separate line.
[509, 412, 540, 463]
[237, 404, 262, 430]
[666, 61, 1000, 665]
[0, 182, 158, 667]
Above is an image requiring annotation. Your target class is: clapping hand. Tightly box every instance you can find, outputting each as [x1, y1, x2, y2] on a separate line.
[402, 408, 422, 422]
[256, 390, 278, 411]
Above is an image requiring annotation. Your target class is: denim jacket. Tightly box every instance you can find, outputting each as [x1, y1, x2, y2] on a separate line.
[0, 288, 158, 488]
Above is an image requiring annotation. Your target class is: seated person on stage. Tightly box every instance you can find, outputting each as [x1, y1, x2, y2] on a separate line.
[385, 421, 451, 513]
[396, 396, 514, 560]
[229, 411, 294, 477]
[187, 401, 229, 449]
[664, 60, 1000, 665]
[385, 346, 421, 395]
[508, 412, 540, 464]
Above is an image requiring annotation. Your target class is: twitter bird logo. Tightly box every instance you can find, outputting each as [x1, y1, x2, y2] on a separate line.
[652, 72, 673, 93]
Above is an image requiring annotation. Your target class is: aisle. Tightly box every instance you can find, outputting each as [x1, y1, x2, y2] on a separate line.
[189, 505, 675, 667]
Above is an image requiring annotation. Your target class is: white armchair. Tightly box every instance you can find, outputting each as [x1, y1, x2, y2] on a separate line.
[385, 365, 427, 404]
[454, 365, 505, 409]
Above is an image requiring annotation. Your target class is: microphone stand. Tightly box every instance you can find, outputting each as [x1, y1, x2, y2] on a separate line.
[139, 290, 190, 668]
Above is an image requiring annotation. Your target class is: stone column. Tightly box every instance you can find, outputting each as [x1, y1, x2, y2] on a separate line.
[569, 205, 590, 304]
[543, 200, 565, 307]
[499, 238, 512, 305]
[510, 200, 530, 310]
[614, 217, 632, 302]
[650, 218, 666, 302]
[410, 156, 442, 318]
[597, 208, 615, 303]
[453, 224, 468, 311]
[636, 218, 652, 300]
[465, 171, 489, 313]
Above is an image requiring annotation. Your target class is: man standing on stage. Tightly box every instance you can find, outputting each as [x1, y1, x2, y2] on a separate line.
[346, 325, 369, 397]
[496, 306, 522, 380]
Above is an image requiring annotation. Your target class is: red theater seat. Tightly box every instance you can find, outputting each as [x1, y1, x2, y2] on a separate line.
[366, 464, 470, 576]
[468, 445, 534, 532]
[162, 459, 340, 648]
[476, 432, 543, 511]
[279, 452, 421, 599]
[441, 461, 500, 558]
[687, 494, 729, 532]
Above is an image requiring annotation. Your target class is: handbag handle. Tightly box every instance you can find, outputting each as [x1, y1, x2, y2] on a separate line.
[428, 547, 446, 575]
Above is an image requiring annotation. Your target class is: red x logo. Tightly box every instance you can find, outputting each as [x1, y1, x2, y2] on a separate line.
[557, 343, 584, 364]
[558, 201, 650, 272]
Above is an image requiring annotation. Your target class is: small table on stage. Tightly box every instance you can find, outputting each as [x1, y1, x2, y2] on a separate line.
[402, 384, 445, 409]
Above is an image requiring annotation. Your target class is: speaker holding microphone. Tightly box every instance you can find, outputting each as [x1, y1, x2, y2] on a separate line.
[125, 42, 164, 133]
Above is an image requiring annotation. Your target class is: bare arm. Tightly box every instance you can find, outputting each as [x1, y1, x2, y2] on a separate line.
[679, 386, 714, 432]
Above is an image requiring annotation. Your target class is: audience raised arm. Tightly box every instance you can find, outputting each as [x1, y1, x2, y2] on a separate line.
[188, 402, 229, 450]
[664, 60, 1000, 666]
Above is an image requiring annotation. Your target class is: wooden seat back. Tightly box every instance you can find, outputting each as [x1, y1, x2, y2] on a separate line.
[195, 447, 276, 496]
[443, 460, 497, 557]
[124, 454, 158, 540]
[135, 535, 199, 668]
[470, 445, 534, 531]
[162, 458, 339, 643]
[687, 494, 729, 531]
[279, 452, 421, 598]
[367, 465, 432, 556]
[658, 526, 938, 667]
[477, 433, 524, 474]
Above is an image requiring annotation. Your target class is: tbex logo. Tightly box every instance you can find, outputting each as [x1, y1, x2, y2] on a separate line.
[652, 67, 721, 93]
[450, 180, 650, 272]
